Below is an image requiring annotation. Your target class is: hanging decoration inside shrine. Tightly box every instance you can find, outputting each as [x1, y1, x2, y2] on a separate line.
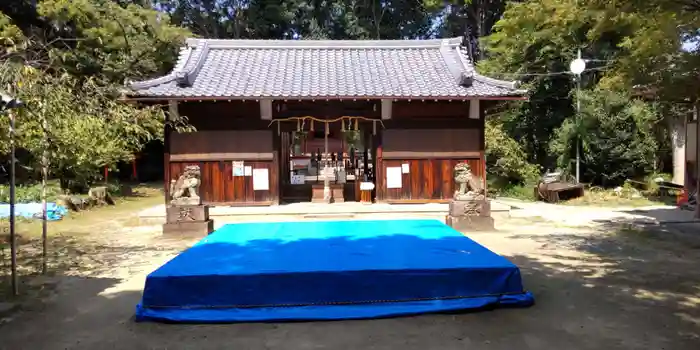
[268, 116, 384, 136]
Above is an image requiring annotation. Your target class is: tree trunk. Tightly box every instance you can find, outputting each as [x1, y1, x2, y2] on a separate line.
[670, 115, 686, 185]
[371, 1, 386, 39]
[9, 109, 18, 296]
[476, 0, 485, 61]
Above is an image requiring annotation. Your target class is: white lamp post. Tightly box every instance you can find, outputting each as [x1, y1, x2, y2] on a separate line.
[569, 50, 586, 184]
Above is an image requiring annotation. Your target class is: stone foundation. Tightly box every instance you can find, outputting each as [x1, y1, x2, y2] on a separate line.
[166, 205, 210, 222]
[163, 205, 214, 236]
[163, 220, 214, 236]
[446, 215, 495, 232]
[446, 199, 495, 231]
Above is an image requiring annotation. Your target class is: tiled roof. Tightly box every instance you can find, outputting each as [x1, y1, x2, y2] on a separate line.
[127, 37, 525, 99]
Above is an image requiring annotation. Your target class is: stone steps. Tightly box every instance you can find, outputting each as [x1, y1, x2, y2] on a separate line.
[139, 202, 513, 226]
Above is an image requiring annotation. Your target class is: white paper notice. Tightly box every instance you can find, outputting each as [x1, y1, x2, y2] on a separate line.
[401, 163, 410, 174]
[360, 182, 375, 191]
[232, 161, 244, 176]
[252, 168, 269, 190]
[386, 167, 402, 189]
[244, 166, 252, 176]
[290, 174, 305, 185]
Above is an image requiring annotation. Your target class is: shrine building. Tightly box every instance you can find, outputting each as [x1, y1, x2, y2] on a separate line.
[126, 37, 525, 205]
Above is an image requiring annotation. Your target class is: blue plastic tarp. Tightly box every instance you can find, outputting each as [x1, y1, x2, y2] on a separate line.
[136, 219, 534, 323]
[0, 202, 68, 221]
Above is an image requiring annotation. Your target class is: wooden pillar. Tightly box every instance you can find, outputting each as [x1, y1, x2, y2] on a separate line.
[375, 99, 391, 202]
[272, 129, 281, 205]
[323, 119, 330, 202]
[260, 99, 272, 120]
[163, 128, 170, 206]
[164, 100, 178, 205]
[373, 121, 382, 202]
[695, 102, 699, 219]
[469, 99, 480, 120]
[381, 99, 392, 121]
[261, 99, 279, 204]
[473, 99, 487, 192]
[362, 128, 371, 179]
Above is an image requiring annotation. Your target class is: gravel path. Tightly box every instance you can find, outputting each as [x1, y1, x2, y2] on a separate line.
[1, 207, 699, 350]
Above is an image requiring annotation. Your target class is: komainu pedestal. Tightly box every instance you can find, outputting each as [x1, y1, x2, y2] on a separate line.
[162, 165, 214, 236]
[445, 163, 495, 232]
[163, 205, 214, 236]
[446, 199, 495, 231]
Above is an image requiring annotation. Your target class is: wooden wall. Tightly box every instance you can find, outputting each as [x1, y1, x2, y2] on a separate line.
[178, 100, 268, 130]
[170, 130, 273, 161]
[381, 128, 481, 159]
[376, 158, 484, 203]
[166, 101, 278, 205]
[165, 99, 492, 205]
[374, 100, 487, 203]
[169, 160, 278, 205]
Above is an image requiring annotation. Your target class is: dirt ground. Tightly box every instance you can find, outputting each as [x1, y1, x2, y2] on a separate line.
[0, 204, 699, 350]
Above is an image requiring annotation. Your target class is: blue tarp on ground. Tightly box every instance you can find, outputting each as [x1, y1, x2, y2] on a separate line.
[0, 202, 68, 221]
[136, 219, 534, 323]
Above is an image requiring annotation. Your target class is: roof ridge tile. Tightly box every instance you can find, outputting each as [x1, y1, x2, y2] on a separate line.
[175, 42, 210, 87]
[186, 37, 464, 50]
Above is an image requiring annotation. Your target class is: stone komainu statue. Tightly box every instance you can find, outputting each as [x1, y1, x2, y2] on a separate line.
[88, 186, 114, 206]
[170, 165, 202, 205]
[453, 162, 485, 201]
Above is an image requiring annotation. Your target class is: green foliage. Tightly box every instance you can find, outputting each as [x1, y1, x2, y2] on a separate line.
[0, 183, 63, 203]
[549, 89, 660, 186]
[1, 0, 695, 194]
[425, 0, 509, 59]
[478, 0, 616, 171]
[157, 0, 437, 40]
[586, 0, 700, 99]
[37, 0, 190, 82]
[0, 66, 169, 189]
[105, 182, 127, 197]
[0, 12, 24, 51]
[487, 179, 536, 201]
[478, 0, 699, 185]
[484, 120, 539, 184]
[1, 1, 193, 190]
[480, 0, 700, 99]
[484, 119, 540, 200]
[480, 0, 592, 77]
[491, 78, 574, 167]
[0, 181, 128, 203]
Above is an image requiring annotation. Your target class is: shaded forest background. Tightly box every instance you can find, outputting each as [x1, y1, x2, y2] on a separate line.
[1, 0, 699, 196]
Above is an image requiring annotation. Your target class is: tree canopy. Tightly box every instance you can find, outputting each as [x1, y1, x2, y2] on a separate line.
[1, 0, 698, 190]
[1, 0, 191, 189]
[478, 0, 699, 184]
